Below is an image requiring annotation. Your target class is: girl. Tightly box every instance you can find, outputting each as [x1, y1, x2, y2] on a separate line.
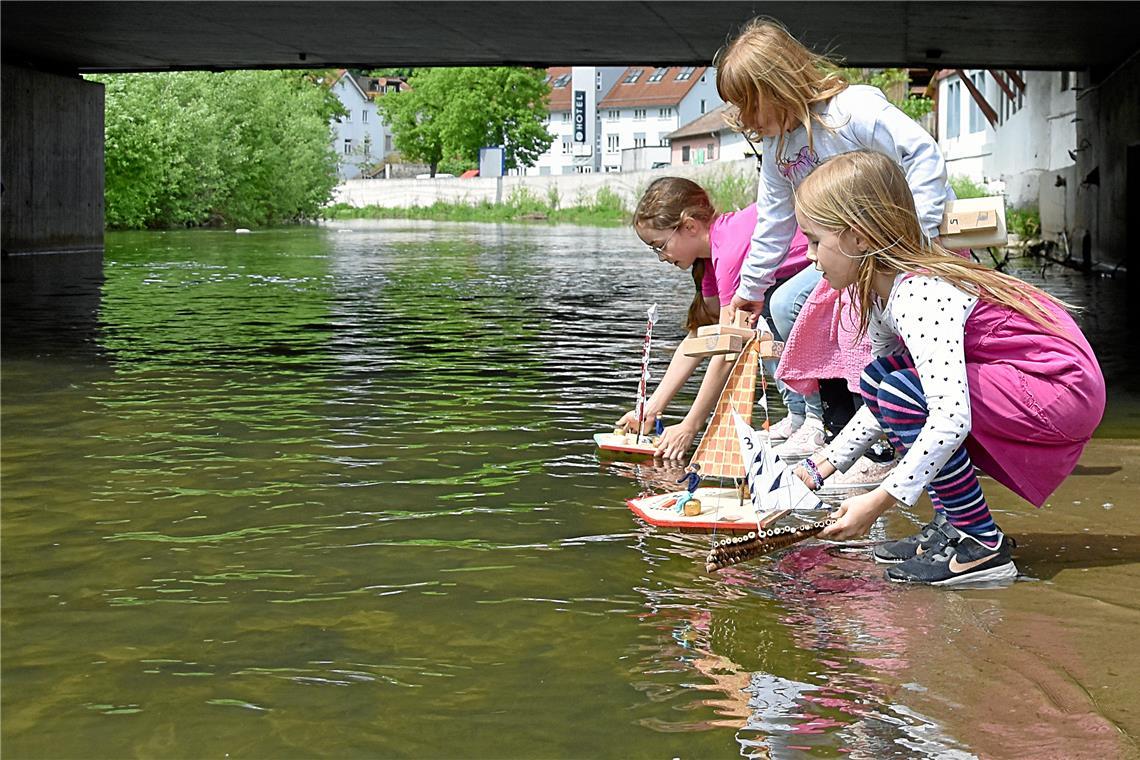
[713, 17, 954, 461]
[793, 150, 1105, 586]
[615, 177, 810, 459]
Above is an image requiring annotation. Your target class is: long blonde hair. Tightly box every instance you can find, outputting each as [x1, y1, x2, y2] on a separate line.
[634, 177, 719, 332]
[795, 150, 1069, 336]
[714, 17, 848, 159]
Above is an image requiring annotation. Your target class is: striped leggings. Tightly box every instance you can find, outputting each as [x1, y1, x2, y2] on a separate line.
[860, 355, 999, 542]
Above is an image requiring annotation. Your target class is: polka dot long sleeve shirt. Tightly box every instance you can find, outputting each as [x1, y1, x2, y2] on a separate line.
[820, 275, 978, 506]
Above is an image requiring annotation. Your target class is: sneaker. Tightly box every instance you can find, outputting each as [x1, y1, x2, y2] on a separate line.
[886, 529, 1018, 586]
[773, 416, 825, 461]
[871, 511, 951, 564]
[765, 413, 804, 445]
[818, 456, 898, 495]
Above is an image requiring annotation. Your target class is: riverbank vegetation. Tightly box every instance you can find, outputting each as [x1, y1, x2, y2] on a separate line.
[950, 174, 1042, 239]
[324, 169, 759, 227]
[88, 70, 342, 229]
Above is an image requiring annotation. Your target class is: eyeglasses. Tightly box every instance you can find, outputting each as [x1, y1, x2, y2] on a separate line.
[648, 224, 679, 260]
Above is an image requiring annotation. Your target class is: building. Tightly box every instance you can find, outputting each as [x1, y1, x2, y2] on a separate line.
[936, 68, 1079, 237]
[598, 66, 721, 173]
[664, 104, 754, 167]
[524, 66, 626, 176]
[327, 70, 408, 180]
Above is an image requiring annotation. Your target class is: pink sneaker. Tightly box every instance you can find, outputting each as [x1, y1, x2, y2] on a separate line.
[818, 456, 898, 495]
[765, 413, 804, 444]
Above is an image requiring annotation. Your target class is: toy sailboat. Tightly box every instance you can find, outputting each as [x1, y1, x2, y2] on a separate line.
[626, 318, 825, 535]
[594, 304, 662, 456]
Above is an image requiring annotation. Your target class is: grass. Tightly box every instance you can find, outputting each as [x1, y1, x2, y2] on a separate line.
[323, 186, 629, 227]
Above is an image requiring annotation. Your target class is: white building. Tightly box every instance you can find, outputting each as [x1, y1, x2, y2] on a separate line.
[523, 66, 626, 176]
[937, 68, 1080, 234]
[327, 71, 406, 180]
[597, 66, 722, 173]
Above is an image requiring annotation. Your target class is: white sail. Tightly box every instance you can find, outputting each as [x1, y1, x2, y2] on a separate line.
[731, 409, 822, 522]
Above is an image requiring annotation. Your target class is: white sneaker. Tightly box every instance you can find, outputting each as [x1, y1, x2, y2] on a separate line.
[765, 413, 804, 444]
[773, 416, 825, 461]
[817, 455, 898, 495]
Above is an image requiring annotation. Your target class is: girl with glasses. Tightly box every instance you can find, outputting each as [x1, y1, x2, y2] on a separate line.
[616, 176, 810, 459]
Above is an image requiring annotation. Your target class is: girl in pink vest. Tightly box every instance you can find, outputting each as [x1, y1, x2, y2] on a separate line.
[615, 177, 810, 459]
[793, 151, 1105, 586]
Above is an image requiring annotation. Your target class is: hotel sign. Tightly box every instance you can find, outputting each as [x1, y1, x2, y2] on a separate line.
[573, 90, 586, 142]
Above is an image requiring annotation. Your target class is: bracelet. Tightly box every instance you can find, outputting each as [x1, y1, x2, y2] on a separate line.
[802, 458, 825, 489]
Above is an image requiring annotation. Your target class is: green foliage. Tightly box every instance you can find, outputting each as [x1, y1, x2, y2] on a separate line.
[376, 67, 554, 175]
[842, 68, 934, 121]
[702, 170, 759, 213]
[88, 70, 341, 229]
[949, 174, 990, 199]
[324, 185, 630, 227]
[1006, 207, 1041, 238]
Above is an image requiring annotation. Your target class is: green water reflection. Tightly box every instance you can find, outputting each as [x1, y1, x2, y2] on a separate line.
[3, 221, 1136, 758]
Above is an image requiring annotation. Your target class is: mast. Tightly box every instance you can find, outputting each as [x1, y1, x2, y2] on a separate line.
[634, 304, 658, 444]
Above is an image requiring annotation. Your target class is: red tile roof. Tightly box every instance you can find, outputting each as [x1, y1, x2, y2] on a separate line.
[545, 66, 573, 111]
[599, 66, 707, 109]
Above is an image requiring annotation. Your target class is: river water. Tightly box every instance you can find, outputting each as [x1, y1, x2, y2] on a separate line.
[3, 221, 1138, 758]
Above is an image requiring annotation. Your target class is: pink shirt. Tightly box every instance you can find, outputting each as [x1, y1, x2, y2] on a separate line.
[702, 204, 810, 306]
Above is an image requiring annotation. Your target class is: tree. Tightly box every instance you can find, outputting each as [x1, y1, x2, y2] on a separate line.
[89, 70, 342, 228]
[377, 67, 553, 177]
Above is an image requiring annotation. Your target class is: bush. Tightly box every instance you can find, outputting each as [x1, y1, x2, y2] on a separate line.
[949, 174, 990, 200]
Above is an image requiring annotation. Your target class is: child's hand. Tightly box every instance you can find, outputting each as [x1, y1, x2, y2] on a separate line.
[615, 409, 656, 434]
[654, 422, 698, 460]
[793, 465, 820, 491]
[728, 295, 765, 328]
[819, 488, 896, 540]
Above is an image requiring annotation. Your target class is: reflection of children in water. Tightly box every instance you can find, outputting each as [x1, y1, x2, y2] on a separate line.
[630, 534, 974, 757]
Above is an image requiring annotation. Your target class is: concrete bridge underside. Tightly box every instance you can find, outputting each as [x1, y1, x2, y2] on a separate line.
[1, 1, 1137, 267]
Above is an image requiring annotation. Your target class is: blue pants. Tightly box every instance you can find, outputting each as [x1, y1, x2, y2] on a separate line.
[762, 266, 823, 419]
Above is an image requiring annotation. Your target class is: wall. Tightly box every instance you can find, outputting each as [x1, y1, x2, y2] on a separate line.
[1, 65, 104, 255]
[332, 158, 756, 209]
[1074, 51, 1139, 268]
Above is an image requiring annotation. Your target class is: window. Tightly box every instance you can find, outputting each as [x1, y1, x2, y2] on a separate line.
[700, 99, 706, 114]
[681, 145, 691, 163]
[658, 107, 673, 119]
[648, 67, 668, 83]
[946, 80, 960, 139]
[385, 135, 393, 152]
[362, 110, 369, 123]
[634, 108, 646, 120]
[386, 83, 398, 93]
[607, 109, 619, 121]
[623, 69, 643, 84]
[344, 138, 353, 155]
[676, 67, 695, 81]
[606, 134, 620, 152]
[968, 72, 987, 133]
[562, 137, 572, 155]
[363, 135, 372, 157]
[562, 111, 571, 123]
[707, 142, 715, 160]
[658, 136, 670, 147]
[345, 109, 352, 123]
[634, 134, 646, 148]
[552, 73, 571, 88]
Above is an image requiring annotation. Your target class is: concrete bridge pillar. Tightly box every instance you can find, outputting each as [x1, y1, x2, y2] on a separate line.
[1, 64, 104, 256]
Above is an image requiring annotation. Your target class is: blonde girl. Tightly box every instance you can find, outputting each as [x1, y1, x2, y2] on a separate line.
[713, 18, 955, 453]
[794, 150, 1104, 586]
[616, 177, 810, 459]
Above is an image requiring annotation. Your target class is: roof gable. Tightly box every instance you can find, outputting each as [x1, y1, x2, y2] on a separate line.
[544, 66, 573, 111]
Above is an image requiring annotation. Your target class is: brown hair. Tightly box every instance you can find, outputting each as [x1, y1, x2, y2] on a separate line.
[634, 177, 719, 332]
[795, 150, 1069, 336]
[714, 17, 848, 159]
